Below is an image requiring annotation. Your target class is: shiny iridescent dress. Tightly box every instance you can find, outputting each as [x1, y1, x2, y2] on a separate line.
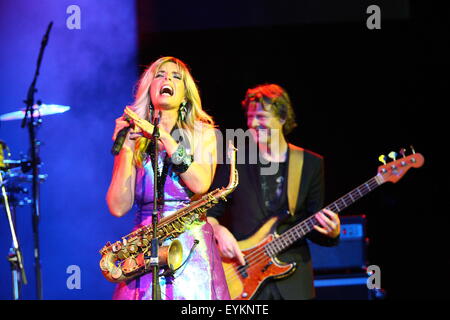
[112, 150, 230, 300]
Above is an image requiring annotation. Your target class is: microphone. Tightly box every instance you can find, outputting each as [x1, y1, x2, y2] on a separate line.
[111, 117, 133, 155]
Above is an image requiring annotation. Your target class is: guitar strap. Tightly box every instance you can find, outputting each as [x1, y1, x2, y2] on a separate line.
[287, 144, 304, 216]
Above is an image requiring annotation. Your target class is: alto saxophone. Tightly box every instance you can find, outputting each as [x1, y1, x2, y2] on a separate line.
[99, 142, 238, 282]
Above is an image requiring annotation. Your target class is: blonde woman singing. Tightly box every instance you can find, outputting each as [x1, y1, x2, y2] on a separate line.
[106, 57, 229, 300]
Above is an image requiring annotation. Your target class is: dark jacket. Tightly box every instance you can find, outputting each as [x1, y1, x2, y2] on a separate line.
[207, 140, 339, 300]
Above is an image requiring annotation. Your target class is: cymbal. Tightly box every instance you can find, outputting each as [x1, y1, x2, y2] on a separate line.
[0, 104, 70, 121]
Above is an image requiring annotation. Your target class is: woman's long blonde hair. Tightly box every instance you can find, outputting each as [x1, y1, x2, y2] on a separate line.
[130, 57, 215, 167]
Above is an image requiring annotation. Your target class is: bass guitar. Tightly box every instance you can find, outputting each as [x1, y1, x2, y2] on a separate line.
[222, 149, 424, 300]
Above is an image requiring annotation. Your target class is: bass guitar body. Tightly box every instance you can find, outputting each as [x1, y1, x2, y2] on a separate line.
[222, 216, 296, 300]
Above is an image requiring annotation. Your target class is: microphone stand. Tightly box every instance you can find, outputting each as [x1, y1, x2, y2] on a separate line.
[150, 113, 162, 300]
[20, 21, 53, 300]
[1, 170, 28, 300]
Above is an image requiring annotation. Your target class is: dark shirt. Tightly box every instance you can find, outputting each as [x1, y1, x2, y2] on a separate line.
[259, 160, 288, 219]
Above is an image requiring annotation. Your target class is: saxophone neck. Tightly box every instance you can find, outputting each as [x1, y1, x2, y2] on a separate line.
[225, 141, 238, 191]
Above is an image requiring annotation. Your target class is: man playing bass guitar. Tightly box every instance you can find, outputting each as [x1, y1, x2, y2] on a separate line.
[207, 84, 341, 300]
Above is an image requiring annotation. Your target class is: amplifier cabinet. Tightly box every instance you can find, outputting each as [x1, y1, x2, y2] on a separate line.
[308, 215, 368, 271]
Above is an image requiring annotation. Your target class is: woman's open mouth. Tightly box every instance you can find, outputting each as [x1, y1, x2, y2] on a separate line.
[160, 85, 174, 96]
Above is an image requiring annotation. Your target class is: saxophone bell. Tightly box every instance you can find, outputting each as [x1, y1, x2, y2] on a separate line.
[157, 239, 183, 271]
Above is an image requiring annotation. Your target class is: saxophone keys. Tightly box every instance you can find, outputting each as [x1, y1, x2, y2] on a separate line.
[112, 243, 121, 253]
[140, 238, 149, 247]
[117, 249, 130, 260]
[122, 257, 138, 274]
[111, 266, 123, 280]
[127, 244, 138, 254]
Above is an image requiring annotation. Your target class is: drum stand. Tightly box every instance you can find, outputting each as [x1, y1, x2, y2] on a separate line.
[1, 171, 28, 300]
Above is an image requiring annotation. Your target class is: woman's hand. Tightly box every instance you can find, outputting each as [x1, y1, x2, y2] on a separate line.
[124, 106, 155, 138]
[107, 109, 138, 217]
[124, 107, 176, 152]
[112, 114, 136, 150]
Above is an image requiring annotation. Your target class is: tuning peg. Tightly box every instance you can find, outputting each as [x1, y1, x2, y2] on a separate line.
[378, 154, 387, 165]
[410, 145, 416, 154]
[399, 148, 406, 158]
[388, 151, 398, 161]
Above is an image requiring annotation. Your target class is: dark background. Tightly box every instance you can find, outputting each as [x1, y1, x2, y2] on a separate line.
[136, 0, 448, 299]
[0, 0, 448, 300]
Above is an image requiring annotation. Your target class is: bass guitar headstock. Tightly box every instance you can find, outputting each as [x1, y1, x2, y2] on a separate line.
[377, 146, 424, 184]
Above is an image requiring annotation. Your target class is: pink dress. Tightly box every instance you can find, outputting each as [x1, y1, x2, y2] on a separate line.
[112, 150, 230, 300]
